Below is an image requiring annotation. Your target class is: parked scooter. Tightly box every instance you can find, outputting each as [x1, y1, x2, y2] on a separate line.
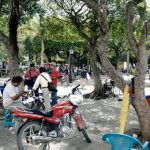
[13, 84, 92, 150]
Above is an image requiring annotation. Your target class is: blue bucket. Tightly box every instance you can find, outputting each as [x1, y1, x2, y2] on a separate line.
[145, 95, 150, 106]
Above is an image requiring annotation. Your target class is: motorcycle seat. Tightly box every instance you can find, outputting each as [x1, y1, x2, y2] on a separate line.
[25, 109, 53, 117]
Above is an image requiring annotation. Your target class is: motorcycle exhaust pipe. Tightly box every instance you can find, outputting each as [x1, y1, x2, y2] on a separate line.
[32, 136, 52, 142]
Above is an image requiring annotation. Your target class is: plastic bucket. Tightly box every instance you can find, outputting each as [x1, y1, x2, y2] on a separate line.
[145, 96, 150, 106]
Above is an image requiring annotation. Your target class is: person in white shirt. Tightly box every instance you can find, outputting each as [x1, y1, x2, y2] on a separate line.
[3, 76, 25, 110]
[3, 76, 26, 134]
[32, 67, 51, 111]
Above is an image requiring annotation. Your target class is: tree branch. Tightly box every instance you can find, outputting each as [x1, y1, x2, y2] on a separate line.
[126, 0, 139, 54]
[139, 18, 150, 46]
[69, 13, 90, 41]
[82, 1, 107, 35]
[0, 0, 4, 10]
[55, 0, 91, 41]
[81, 0, 99, 14]
[76, 3, 86, 14]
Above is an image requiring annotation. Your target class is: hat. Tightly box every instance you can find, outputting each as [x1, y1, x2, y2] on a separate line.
[50, 62, 56, 67]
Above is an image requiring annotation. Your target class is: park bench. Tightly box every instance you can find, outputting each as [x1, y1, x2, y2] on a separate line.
[102, 133, 149, 150]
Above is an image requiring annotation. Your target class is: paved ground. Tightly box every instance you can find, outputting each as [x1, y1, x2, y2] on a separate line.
[0, 77, 139, 150]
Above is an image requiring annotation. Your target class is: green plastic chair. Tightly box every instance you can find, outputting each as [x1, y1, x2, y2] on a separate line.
[102, 133, 149, 150]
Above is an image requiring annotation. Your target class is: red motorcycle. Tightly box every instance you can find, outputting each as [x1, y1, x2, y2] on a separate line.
[13, 84, 92, 150]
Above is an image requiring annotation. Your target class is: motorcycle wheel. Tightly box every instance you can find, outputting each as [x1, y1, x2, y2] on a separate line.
[81, 128, 92, 143]
[17, 121, 49, 150]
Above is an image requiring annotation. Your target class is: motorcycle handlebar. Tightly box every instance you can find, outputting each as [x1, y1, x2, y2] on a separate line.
[72, 84, 80, 94]
[22, 90, 34, 97]
[24, 85, 81, 100]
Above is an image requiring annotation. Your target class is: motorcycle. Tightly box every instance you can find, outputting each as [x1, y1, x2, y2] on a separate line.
[13, 84, 92, 150]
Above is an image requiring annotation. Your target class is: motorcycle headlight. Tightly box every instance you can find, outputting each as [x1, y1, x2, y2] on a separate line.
[69, 94, 83, 106]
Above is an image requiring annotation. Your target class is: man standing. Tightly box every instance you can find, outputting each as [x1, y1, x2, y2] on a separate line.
[50, 62, 58, 106]
[24, 63, 39, 90]
[32, 67, 52, 111]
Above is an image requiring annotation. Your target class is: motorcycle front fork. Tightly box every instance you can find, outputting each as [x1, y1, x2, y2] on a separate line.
[73, 108, 88, 130]
[39, 121, 44, 135]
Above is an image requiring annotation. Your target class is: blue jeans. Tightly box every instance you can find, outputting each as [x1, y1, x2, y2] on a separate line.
[51, 91, 57, 106]
[28, 85, 33, 90]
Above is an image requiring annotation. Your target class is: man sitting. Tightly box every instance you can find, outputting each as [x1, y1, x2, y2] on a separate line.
[3, 76, 25, 110]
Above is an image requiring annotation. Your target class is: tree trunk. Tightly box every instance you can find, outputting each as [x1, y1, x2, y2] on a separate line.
[88, 46, 103, 99]
[126, 0, 150, 140]
[8, 0, 20, 76]
[7, 43, 19, 76]
[97, 33, 126, 92]
[40, 39, 45, 65]
[48, 56, 52, 62]
[115, 50, 120, 70]
[34, 54, 37, 65]
[132, 45, 150, 140]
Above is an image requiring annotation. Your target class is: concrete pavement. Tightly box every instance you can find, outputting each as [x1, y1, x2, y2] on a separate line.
[0, 77, 139, 150]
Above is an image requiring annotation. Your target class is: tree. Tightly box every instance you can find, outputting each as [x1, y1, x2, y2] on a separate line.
[22, 16, 86, 64]
[24, 37, 33, 62]
[0, 0, 19, 76]
[107, 3, 129, 69]
[82, 0, 150, 141]
[43, 16, 85, 63]
[54, 0, 104, 99]
[0, 0, 43, 76]
[81, 0, 126, 91]
[126, 0, 150, 140]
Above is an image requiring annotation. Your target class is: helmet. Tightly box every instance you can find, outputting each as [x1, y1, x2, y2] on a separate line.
[69, 94, 83, 106]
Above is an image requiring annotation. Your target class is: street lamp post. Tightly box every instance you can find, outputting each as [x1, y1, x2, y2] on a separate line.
[69, 48, 74, 83]
[127, 52, 130, 76]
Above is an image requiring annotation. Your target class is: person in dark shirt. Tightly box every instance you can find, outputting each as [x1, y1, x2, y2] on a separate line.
[80, 67, 87, 90]
[24, 63, 39, 90]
